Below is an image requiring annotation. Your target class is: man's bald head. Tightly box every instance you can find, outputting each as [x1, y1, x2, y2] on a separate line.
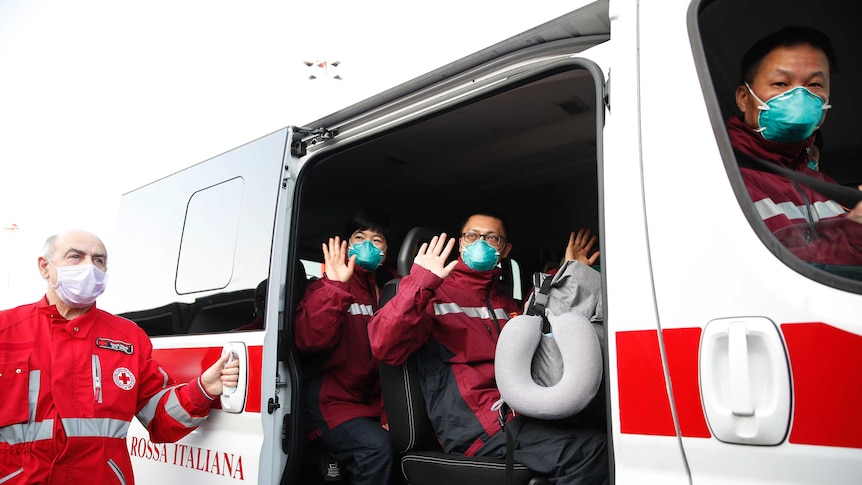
[41, 230, 108, 269]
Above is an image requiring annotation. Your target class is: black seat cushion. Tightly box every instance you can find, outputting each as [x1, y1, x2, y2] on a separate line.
[401, 451, 545, 485]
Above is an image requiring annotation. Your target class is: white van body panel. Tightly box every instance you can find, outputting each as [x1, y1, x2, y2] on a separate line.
[104, 0, 862, 483]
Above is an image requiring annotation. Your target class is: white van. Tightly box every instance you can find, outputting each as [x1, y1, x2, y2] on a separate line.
[100, 0, 862, 483]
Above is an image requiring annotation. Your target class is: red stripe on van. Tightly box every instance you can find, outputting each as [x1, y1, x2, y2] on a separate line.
[782, 323, 862, 448]
[617, 329, 710, 438]
[246, 345, 262, 413]
[663, 328, 711, 438]
[152, 345, 263, 413]
[616, 330, 676, 436]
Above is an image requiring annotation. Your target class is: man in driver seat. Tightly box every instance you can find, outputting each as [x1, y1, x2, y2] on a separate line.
[727, 25, 862, 266]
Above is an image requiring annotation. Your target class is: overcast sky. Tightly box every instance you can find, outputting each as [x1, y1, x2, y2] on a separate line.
[0, 0, 573, 307]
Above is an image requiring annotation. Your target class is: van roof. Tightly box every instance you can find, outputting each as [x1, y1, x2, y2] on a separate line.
[300, 0, 610, 131]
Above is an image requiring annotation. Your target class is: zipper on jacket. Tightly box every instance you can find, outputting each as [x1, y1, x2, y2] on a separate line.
[792, 179, 819, 242]
[485, 285, 502, 339]
[92, 354, 103, 404]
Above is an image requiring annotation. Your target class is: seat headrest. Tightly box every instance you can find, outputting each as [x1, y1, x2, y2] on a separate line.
[397, 227, 439, 276]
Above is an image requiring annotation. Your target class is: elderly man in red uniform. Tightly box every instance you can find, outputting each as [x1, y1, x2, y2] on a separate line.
[0, 229, 239, 485]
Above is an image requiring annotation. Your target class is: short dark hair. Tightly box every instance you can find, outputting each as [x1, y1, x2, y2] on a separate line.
[458, 210, 510, 241]
[342, 208, 391, 242]
[740, 25, 839, 85]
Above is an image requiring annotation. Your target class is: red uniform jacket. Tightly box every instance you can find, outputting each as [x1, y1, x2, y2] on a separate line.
[0, 298, 214, 485]
[368, 259, 520, 456]
[727, 116, 862, 265]
[295, 267, 385, 437]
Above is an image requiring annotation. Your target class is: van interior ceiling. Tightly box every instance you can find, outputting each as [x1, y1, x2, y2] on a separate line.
[294, 66, 602, 289]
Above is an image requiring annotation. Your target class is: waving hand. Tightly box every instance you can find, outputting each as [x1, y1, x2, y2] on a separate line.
[322, 236, 355, 283]
[414, 233, 458, 279]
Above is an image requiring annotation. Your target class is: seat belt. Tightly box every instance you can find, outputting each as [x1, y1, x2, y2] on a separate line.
[733, 149, 862, 209]
[497, 402, 515, 485]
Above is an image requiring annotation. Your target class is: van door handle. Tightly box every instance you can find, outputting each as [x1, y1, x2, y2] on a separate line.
[220, 342, 247, 413]
[728, 321, 755, 417]
[700, 317, 791, 445]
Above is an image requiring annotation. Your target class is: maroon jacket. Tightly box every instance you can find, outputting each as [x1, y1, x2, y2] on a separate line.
[368, 259, 521, 456]
[295, 267, 385, 436]
[727, 116, 862, 265]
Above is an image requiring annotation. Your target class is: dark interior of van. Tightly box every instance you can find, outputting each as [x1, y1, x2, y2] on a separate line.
[295, 64, 602, 290]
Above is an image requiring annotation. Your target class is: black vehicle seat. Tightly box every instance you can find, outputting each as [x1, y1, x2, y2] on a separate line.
[378, 227, 548, 485]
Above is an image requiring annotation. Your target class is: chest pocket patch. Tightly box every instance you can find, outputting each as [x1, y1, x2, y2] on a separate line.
[96, 337, 134, 355]
[113, 367, 136, 391]
[0, 350, 32, 427]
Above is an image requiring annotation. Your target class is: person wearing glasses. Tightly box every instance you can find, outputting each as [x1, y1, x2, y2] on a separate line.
[368, 212, 608, 485]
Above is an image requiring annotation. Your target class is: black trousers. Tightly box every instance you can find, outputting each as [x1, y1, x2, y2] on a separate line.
[475, 414, 609, 485]
[312, 416, 395, 485]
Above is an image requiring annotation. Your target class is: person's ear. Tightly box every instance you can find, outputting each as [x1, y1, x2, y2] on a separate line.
[38, 256, 50, 279]
[500, 242, 512, 259]
[735, 84, 749, 113]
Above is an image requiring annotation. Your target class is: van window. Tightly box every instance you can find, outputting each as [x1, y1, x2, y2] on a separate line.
[696, 0, 862, 290]
[176, 177, 244, 294]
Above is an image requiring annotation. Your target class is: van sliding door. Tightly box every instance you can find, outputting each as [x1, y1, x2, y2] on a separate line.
[101, 128, 292, 484]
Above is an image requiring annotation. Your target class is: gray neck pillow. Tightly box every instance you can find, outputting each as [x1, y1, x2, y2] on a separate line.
[494, 310, 603, 420]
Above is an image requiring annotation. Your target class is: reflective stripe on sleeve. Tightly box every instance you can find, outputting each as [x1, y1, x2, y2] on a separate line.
[348, 303, 374, 316]
[433, 302, 509, 321]
[157, 366, 169, 388]
[136, 387, 173, 428]
[163, 387, 208, 428]
[138, 386, 208, 429]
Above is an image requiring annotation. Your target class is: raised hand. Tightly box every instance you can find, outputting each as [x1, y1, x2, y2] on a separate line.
[564, 228, 600, 266]
[848, 185, 862, 221]
[414, 233, 458, 279]
[322, 236, 355, 283]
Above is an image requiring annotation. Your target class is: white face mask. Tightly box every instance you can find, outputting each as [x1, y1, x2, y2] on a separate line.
[49, 262, 108, 308]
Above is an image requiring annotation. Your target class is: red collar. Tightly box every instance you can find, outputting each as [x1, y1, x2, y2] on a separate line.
[726, 116, 814, 169]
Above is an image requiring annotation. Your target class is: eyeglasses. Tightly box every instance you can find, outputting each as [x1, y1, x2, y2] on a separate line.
[461, 232, 506, 247]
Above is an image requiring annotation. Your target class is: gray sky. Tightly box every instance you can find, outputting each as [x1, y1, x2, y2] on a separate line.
[0, 0, 573, 306]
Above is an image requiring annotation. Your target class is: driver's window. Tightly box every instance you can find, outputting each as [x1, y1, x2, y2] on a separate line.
[697, 0, 862, 285]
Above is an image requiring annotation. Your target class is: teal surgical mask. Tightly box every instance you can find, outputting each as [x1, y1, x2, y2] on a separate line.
[747, 83, 830, 143]
[348, 240, 384, 271]
[462, 239, 500, 271]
